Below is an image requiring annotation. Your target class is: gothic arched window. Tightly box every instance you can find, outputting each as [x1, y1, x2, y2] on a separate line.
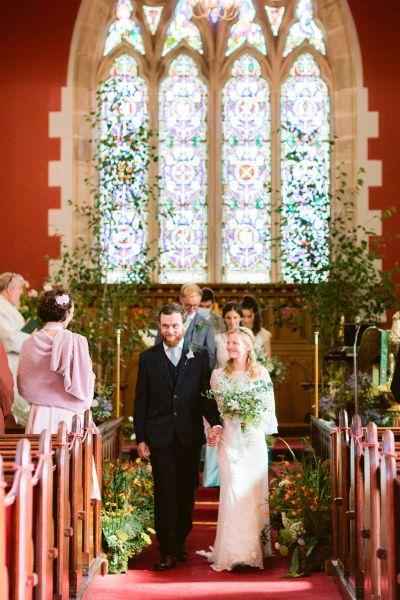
[100, 0, 331, 283]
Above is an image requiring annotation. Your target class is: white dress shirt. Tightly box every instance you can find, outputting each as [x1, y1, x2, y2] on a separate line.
[163, 339, 184, 365]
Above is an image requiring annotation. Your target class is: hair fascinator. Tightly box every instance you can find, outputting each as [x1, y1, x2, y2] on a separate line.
[55, 293, 70, 306]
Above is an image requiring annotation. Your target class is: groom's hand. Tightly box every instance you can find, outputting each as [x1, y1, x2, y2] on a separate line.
[137, 441, 151, 460]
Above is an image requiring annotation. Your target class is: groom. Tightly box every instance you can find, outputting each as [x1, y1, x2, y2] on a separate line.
[134, 303, 221, 571]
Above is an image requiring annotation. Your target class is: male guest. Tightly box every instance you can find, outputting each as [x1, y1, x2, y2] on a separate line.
[134, 303, 221, 571]
[0, 272, 31, 425]
[155, 283, 216, 368]
[199, 287, 226, 335]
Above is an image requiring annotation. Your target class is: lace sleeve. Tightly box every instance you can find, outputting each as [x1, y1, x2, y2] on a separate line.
[258, 366, 278, 434]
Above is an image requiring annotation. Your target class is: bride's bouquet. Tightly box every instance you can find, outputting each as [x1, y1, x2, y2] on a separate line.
[206, 375, 273, 429]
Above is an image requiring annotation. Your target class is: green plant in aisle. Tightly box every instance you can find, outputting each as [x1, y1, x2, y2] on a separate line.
[51, 75, 159, 393]
[102, 458, 154, 573]
[269, 443, 331, 577]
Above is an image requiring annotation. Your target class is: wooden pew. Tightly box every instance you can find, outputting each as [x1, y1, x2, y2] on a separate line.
[3, 438, 36, 600]
[0, 410, 106, 600]
[0, 456, 8, 600]
[328, 412, 400, 600]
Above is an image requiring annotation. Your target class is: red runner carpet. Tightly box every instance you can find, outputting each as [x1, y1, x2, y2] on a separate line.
[83, 483, 342, 600]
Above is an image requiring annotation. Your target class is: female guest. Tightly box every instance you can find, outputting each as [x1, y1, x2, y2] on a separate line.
[203, 302, 243, 487]
[199, 327, 278, 571]
[17, 289, 95, 434]
[240, 294, 272, 358]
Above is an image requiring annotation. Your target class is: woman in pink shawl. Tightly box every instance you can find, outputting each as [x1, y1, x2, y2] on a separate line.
[17, 289, 95, 434]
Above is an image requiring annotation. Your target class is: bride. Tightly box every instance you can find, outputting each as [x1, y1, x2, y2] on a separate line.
[198, 326, 278, 571]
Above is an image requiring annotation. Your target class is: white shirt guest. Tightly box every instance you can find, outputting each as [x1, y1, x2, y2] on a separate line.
[0, 272, 31, 425]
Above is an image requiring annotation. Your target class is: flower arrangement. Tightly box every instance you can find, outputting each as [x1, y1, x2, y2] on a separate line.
[91, 384, 114, 424]
[255, 349, 287, 384]
[102, 458, 155, 573]
[269, 444, 331, 577]
[206, 375, 273, 430]
[19, 280, 53, 321]
[319, 364, 392, 425]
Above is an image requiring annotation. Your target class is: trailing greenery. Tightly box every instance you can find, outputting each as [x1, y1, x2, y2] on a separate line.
[51, 78, 159, 390]
[273, 125, 398, 349]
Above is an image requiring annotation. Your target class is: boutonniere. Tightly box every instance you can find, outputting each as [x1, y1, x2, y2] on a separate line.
[185, 344, 198, 364]
[196, 320, 206, 330]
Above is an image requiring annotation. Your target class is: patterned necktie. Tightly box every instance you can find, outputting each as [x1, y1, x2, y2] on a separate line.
[169, 346, 180, 367]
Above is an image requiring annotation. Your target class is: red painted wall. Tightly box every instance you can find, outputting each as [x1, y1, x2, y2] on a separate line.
[0, 1, 399, 286]
[0, 0, 80, 287]
[348, 0, 400, 273]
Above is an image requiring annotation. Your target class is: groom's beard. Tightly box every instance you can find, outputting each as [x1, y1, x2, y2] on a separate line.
[161, 330, 185, 348]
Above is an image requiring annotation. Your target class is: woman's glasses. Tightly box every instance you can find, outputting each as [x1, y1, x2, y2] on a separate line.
[6, 273, 16, 288]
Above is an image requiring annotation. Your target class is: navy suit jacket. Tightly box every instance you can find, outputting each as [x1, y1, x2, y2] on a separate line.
[134, 342, 220, 450]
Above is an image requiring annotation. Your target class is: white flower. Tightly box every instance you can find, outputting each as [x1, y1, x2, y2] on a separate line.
[128, 416, 133, 422]
[55, 294, 70, 306]
[275, 542, 280, 550]
[92, 399, 99, 407]
[28, 289, 39, 298]
[43, 282, 53, 292]
[298, 538, 305, 546]
[186, 350, 195, 360]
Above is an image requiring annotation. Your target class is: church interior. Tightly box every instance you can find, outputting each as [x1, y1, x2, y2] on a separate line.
[1, 0, 400, 598]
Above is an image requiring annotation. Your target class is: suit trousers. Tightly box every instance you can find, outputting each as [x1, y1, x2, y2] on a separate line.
[150, 433, 202, 556]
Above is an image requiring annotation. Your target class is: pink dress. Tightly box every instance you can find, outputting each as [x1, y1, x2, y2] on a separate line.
[17, 328, 100, 499]
[18, 328, 95, 432]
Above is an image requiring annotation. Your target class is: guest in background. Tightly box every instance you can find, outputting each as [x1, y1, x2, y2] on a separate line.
[0, 272, 31, 425]
[203, 302, 243, 487]
[214, 302, 243, 369]
[199, 288, 226, 335]
[240, 294, 272, 358]
[0, 341, 14, 433]
[17, 289, 95, 434]
[155, 283, 216, 368]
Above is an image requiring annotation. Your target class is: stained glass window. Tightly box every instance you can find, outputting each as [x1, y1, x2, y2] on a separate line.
[158, 55, 208, 283]
[97, 0, 332, 283]
[163, 0, 203, 56]
[222, 55, 271, 283]
[265, 6, 285, 36]
[226, 0, 267, 56]
[284, 0, 325, 57]
[280, 54, 330, 282]
[143, 5, 163, 35]
[104, 0, 145, 56]
[100, 55, 149, 281]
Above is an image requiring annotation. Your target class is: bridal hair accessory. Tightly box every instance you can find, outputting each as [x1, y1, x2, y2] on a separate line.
[55, 293, 70, 306]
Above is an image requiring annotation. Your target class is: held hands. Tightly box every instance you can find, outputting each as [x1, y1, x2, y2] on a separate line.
[137, 441, 151, 460]
[208, 426, 222, 447]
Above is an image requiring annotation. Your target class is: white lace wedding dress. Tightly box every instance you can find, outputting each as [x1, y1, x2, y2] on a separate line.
[198, 366, 278, 571]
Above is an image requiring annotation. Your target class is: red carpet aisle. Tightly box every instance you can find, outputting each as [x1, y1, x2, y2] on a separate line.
[83, 484, 342, 600]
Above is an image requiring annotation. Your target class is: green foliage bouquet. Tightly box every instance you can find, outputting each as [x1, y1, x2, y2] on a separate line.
[206, 375, 273, 430]
[269, 445, 331, 577]
[102, 458, 154, 573]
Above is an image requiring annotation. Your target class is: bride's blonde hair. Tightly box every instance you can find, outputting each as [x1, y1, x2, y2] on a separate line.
[223, 326, 260, 380]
